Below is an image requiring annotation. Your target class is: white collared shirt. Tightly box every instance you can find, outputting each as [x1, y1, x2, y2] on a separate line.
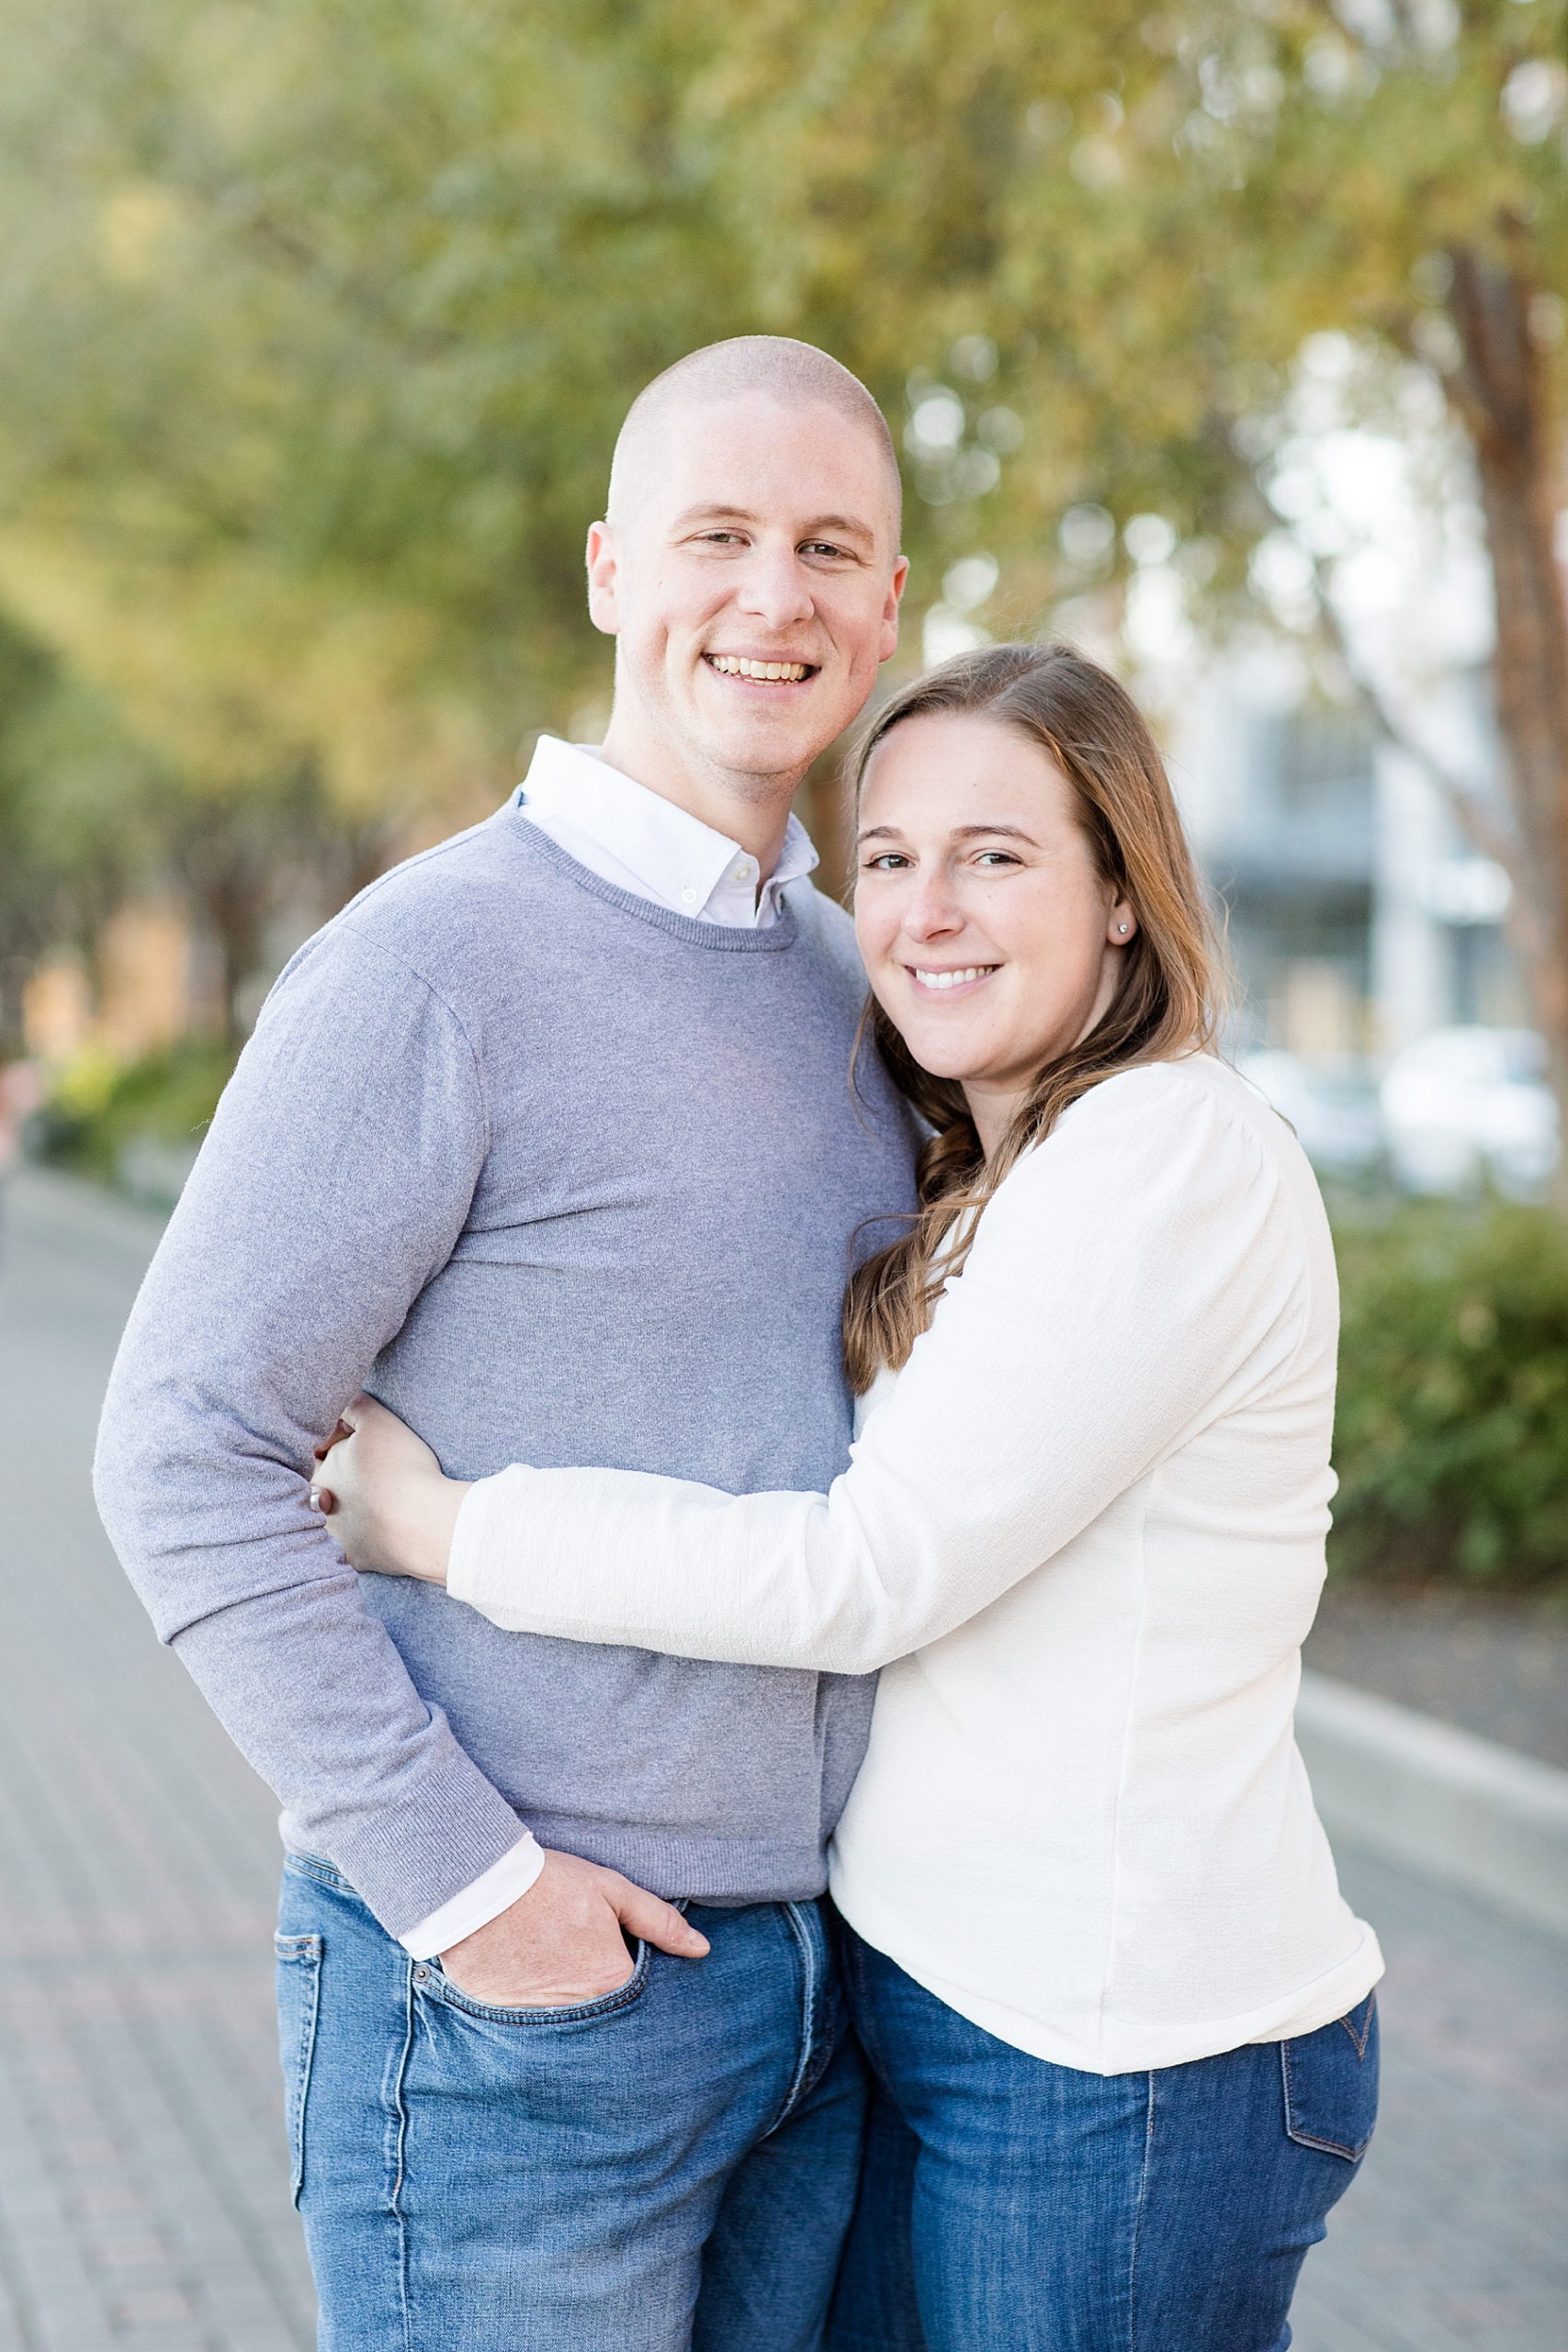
[515, 735, 818, 927]
[397, 732, 821, 1961]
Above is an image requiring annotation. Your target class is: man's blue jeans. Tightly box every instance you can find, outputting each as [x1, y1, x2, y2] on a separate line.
[827, 1926, 1378, 2352]
[276, 1855, 865, 2350]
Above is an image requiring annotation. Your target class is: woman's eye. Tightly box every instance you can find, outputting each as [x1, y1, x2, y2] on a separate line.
[863, 853, 912, 872]
[974, 851, 1021, 868]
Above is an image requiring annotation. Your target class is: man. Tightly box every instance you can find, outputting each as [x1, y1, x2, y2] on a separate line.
[95, 337, 916, 2349]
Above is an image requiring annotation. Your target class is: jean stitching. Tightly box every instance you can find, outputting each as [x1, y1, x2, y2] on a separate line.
[1288, 2126, 1366, 2160]
[285, 1852, 350, 1893]
[764, 1901, 819, 2136]
[1337, 1993, 1375, 2060]
[388, 1958, 416, 2352]
[1127, 2072, 1155, 2352]
[273, 1935, 321, 2203]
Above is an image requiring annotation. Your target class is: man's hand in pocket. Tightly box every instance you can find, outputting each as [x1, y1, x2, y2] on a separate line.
[439, 1848, 709, 2008]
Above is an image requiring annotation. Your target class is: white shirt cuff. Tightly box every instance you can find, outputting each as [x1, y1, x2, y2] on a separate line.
[398, 1833, 546, 1960]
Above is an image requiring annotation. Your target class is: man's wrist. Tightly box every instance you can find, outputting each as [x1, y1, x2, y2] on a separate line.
[398, 1833, 545, 1958]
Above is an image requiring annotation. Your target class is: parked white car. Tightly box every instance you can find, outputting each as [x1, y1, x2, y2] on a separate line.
[1380, 1026, 1558, 1197]
[1236, 1051, 1386, 1178]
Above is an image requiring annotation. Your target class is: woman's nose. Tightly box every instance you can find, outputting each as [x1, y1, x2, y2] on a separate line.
[901, 880, 964, 941]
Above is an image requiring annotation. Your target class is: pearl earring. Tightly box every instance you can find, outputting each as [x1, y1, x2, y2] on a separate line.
[1117, 922, 1129, 934]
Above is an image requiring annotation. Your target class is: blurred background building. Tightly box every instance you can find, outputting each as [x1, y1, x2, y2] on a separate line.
[1175, 664, 1523, 1066]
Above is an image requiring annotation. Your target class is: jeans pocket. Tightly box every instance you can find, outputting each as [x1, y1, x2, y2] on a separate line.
[413, 1933, 654, 2026]
[1280, 1992, 1379, 2162]
[275, 1931, 323, 2205]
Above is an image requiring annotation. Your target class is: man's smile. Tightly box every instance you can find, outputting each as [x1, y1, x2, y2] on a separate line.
[703, 652, 818, 684]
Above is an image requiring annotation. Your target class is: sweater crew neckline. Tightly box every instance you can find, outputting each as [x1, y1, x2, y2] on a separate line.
[505, 796, 805, 952]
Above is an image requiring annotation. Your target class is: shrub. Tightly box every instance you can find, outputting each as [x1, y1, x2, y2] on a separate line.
[32, 1038, 237, 1184]
[1330, 1196, 1568, 1593]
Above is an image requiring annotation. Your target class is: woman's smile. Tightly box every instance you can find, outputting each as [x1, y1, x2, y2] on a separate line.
[906, 963, 1000, 996]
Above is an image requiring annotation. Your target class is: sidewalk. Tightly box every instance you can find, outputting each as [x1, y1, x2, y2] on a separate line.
[1305, 1586, 1568, 1771]
[0, 1166, 1563, 2350]
[0, 1173, 314, 2351]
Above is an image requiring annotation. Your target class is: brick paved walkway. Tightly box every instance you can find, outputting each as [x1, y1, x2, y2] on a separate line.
[0, 1172, 313, 2351]
[1, 1165, 1563, 2351]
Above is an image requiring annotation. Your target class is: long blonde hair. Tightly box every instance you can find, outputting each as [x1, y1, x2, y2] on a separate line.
[843, 641, 1224, 1393]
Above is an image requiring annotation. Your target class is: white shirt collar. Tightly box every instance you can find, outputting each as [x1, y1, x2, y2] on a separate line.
[517, 736, 818, 929]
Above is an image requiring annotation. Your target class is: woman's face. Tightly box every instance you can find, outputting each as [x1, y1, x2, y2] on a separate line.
[854, 710, 1137, 1154]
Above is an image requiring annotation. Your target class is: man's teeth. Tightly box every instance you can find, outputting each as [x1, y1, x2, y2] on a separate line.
[915, 967, 996, 990]
[709, 655, 810, 681]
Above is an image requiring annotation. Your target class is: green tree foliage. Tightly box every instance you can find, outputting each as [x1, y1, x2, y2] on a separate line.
[3, 2, 1568, 1049]
[0, 609, 175, 1048]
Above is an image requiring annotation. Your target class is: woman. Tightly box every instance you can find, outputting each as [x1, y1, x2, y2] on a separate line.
[316, 643, 1382, 2351]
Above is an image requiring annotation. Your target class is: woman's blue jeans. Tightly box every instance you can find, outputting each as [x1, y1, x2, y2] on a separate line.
[827, 1925, 1378, 2352]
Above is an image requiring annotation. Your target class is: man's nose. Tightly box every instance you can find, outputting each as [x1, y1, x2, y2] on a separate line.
[735, 547, 815, 631]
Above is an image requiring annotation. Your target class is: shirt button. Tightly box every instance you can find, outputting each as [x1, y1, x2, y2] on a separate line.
[734, 865, 750, 881]
[681, 888, 699, 906]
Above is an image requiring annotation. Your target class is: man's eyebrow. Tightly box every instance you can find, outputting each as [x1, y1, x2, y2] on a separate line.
[798, 513, 877, 541]
[670, 503, 756, 528]
[670, 503, 878, 544]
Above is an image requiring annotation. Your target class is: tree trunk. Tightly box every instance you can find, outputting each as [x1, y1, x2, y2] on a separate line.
[177, 817, 277, 1047]
[1446, 245, 1568, 1208]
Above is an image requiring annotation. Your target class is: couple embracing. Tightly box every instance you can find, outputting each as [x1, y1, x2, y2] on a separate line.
[96, 336, 1382, 2352]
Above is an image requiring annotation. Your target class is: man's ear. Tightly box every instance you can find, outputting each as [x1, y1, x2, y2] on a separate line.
[880, 554, 910, 662]
[586, 521, 621, 637]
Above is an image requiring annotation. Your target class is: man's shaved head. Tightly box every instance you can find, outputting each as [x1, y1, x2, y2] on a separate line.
[607, 335, 901, 537]
[587, 334, 908, 830]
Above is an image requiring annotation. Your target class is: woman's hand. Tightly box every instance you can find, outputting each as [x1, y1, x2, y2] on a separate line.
[311, 1394, 469, 1585]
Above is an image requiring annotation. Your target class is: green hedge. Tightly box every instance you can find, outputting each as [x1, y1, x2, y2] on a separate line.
[1329, 1196, 1568, 1593]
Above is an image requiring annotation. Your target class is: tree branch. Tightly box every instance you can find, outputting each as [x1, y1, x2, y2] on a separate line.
[1310, 570, 1523, 879]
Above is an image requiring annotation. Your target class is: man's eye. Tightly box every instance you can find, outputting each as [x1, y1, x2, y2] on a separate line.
[696, 531, 748, 547]
[802, 541, 851, 560]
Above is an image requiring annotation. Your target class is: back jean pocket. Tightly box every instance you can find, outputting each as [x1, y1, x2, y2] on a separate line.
[275, 1931, 322, 2204]
[1280, 1992, 1379, 2162]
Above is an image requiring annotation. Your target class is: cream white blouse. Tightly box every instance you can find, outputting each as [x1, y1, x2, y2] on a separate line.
[448, 1054, 1382, 2074]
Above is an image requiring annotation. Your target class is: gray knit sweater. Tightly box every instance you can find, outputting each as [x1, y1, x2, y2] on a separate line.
[93, 805, 919, 1937]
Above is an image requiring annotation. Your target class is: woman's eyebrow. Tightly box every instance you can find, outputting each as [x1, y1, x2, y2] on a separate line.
[857, 820, 1043, 845]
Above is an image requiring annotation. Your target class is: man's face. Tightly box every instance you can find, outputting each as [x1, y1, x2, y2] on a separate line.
[588, 392, 907, 783]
